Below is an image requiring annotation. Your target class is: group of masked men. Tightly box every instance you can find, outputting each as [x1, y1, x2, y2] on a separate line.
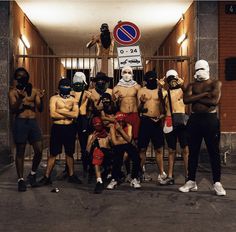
[9, 59, 226, 196]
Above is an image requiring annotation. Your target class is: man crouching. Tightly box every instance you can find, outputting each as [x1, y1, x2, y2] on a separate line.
[107, 112, 141, 190]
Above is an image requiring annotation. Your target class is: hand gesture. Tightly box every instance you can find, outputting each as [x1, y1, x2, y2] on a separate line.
[158, 78, 165, 87]
[177, 78, 184, 86]
[16, 89, 26, 99]
[37, 89, 46, 98]
[113, 90, 122, 100]
[140, 94, 147, 103]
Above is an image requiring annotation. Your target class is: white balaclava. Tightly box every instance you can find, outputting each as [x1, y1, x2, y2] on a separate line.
[73, 72, 87, 85]
[194, 59, 210, 81]
[121, 66, 133, 82]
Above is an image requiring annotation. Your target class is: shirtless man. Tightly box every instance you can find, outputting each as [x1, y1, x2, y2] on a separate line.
[179, 60, 226, 196]
[89, 72, 112, 114]
[39, 78, 82, 185]
[159, 69, 189, 186]
[9, 67, 44, 192]
[107, 112, 141, 190]
[86, 23, 114, 77]
[137, 71, 166, 183]
[113, 66, 141, 142]
[100, 93, 118, 127]
[86, 117, 112, 194]
[71, 72, 91, 176]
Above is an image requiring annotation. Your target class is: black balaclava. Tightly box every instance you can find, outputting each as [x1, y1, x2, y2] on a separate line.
[101, 93, 116, 115]
[58, 78, 71, 98]
[14, 67, 32, 96]
[144, 71, 158, 90]
[100, 23, 111, 49]
[94, 72, 109, 95]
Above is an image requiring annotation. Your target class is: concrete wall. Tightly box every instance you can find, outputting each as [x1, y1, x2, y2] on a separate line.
[0, 1, 13, 166]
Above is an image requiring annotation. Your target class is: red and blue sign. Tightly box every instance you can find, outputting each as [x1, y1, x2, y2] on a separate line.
[113, 21, 141, 46]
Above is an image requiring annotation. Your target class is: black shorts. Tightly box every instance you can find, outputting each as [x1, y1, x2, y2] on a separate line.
[13, 118, 42, 144]
[165, 125, 188, 150]
[50, 124, 76, 156]
[138, 116, 164, 150]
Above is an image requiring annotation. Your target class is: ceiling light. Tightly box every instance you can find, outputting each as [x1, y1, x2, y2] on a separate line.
[177, 33, 187, 44]
[20, 34, 30, 48]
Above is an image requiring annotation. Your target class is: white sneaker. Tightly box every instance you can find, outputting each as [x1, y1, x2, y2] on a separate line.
[157, 171, 167, 183]
[130, 178, 141, 189]
[179, 180, 198, 193]
[213, 182, 226, 196]
[106, 179, 118, 190]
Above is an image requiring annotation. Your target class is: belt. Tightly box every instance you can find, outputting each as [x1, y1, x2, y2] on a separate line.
[192, 110, 217, 114]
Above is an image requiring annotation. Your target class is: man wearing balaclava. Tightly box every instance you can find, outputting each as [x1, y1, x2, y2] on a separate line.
[137, 70, 166, 183]
[71, 72, 91, 176]
[113, 66, 141, 142]
[9, 67, 45, 192]
[39, 78, 83, 186]
[89, 72, 112, 114]
[159, 69, 189, 186]
[86, 23, 114, 77]
[179, 59, 226, 196]
[86, 117, 112, 194]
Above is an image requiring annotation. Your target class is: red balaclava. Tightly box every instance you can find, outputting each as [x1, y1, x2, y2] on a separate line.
[92, 117, 107, 138]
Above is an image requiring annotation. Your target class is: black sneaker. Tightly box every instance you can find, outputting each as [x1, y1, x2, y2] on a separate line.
[160, 177, 175, 186]
[38, 176, 52, 186]
[18, 180, 27, 192]
[94, 182, 104, 194]
[27, 173, 39, 187]
[68, 174, 82, 184]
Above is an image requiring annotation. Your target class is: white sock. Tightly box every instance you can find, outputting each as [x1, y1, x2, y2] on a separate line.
[31, 171, 36, 175]
[142, 165, 146, 172]
[18, 178, 24, 182]
[97, 177, 103, 183]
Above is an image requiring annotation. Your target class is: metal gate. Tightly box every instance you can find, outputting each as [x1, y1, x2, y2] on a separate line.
[15, 54, 192, 161]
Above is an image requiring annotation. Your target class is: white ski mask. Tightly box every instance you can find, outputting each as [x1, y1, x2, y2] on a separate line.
[194, 59, 210, 81]
[121, 66, 133, 82]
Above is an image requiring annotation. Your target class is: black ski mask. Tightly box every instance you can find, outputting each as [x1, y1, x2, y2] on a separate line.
[100, 23, 111, 49]
[144, 71, 158, 90]
[101, 93, 115, 115]
[58, 78, 71, 98]
[14, 67, 32, 96]
[95, 80, 107, 95]
[167, 75, 180, 90]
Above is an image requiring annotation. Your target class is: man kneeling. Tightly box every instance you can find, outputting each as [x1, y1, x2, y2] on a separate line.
[107, 112, 141, 190]
[87, 117, 112, 194]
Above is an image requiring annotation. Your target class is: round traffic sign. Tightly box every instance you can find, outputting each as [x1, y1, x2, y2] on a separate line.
[113, 21, 141, 46]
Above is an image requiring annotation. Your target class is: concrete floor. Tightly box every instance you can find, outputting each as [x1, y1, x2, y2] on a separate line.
[0, 161, 236, 232]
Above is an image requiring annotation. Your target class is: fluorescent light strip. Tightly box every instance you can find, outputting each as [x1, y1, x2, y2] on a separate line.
[177, 33, 187, 44]
[20, 34, 31, 48]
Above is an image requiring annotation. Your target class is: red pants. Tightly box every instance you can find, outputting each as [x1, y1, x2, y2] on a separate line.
[124, 112, 140, 140]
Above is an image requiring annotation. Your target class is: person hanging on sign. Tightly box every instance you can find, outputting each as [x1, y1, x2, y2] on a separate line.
[86, 23, 114, 77]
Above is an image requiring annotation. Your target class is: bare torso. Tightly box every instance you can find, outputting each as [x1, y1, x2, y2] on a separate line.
[184, 79, 221, 113]
[113, 84, 140, 113]
[163, 88, 186, 116]
[50, 95, 77, 125]
[9, 87, 38, 118]
[90, 88, 112, 111]
[138, 87, 162, 117]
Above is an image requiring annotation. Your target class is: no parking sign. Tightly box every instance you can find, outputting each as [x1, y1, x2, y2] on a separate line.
[113, 21, 141, 46]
